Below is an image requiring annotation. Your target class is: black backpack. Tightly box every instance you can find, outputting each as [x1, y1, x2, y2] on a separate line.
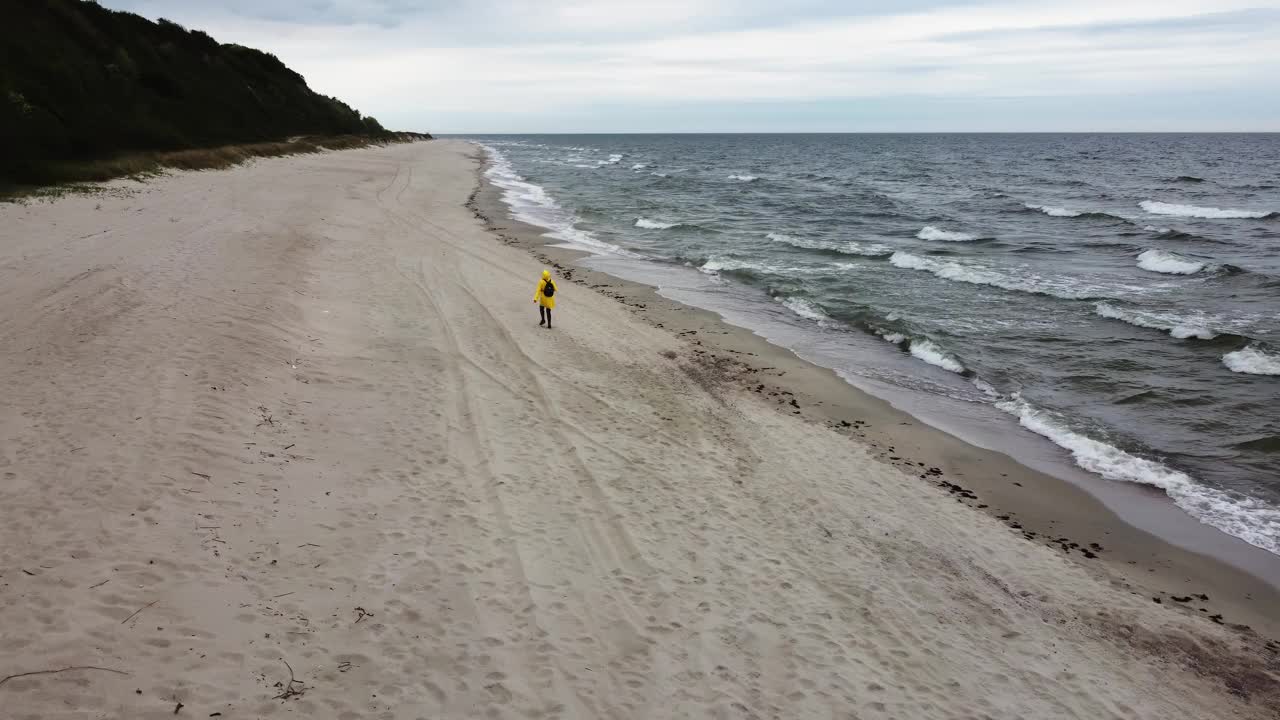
[542, 279, 555, 298]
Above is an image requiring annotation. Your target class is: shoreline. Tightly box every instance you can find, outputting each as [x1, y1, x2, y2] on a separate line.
[5, 140, 1279, 717]
[464, 144, 1280, 639]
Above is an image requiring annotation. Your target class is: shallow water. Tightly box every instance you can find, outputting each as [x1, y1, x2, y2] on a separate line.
[458, 133, 1280, 555]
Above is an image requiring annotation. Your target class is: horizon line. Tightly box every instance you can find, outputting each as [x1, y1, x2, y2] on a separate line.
[433, 130, 1280, 136]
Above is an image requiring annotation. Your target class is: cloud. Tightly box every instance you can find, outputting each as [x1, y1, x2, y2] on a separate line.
[109, 0, 432, 27]
[99, 0, 1280, 131]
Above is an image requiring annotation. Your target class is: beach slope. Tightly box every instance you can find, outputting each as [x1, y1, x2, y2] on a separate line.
[0, 140, 1275, 719]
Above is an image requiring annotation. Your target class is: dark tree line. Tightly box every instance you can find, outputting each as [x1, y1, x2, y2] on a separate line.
[1, 0, 396, 183]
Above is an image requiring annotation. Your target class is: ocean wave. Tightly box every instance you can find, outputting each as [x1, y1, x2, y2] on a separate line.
[483, 146, 561, 212]
[878, 331, 907, 345]
[1171, 175, 1206, 183]
[767, 232, 892, 257]
[727, 174, 759, 182]
[1140, 226, 1224, 245]
[480, 145, 637, 258]
[699, 256, 788, 276]
[778, 296, 831, 325]
[631, 163, 647, 170]
[889, 251, 1107, 300]
[1094, 302, 1219, 340]
[650, 172, 670, 178]
[998, 396, 1280, 553]
[972, 378, 1000, 399]
[917, 226, 978, 242]
[1025, 204, 1132, 223]
[1025, 203, 1081, 217]
[1136, 249, 1205, 275]
[908, 339, 966, 374]
[871, 328, 964, 373]
[1223, 345, 1280, 376]
[1140, 200, 1275, 220]
[603, 153, 623, 165]
[635, 217, 679, 230]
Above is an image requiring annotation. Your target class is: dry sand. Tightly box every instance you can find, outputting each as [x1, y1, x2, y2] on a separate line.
[1, 140, 1277, 719]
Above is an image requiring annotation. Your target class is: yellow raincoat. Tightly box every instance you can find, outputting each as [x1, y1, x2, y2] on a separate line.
[534, 270, 556, 309]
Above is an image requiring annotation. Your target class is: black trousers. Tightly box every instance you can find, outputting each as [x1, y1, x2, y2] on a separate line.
[539, 306, 552, 325]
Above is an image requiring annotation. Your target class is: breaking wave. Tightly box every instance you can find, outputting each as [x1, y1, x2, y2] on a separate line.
[908, 338, 966, 374]
[871, 328, 965, 373]
[1024, 204, 1132, 223]
[635, 217, 680, 230]
[1136, 249, 1205, 275]
[917, 226, 978, 242]
[728, 174, 759, 182]
[889, 252, 1109, 300]
[1094, 302, 1219, 340]
[778, 296, 832, 325]
[481, 145, 637, 257]
[1025, 203, 1081, 217]
[767, 232, 892, 257]
[698, 256, 803, 277]
[1140, 201, 1275, 219]
[996, 395, 1280, 554]
[1223, 345, 1280, 376]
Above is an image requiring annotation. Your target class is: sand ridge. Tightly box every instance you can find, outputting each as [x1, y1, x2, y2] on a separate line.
[0, 140, 1276, 719]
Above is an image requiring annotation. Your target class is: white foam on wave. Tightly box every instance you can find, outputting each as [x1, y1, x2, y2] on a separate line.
[699, 257, 756, 274]
[480, 145, 637, 258]
[1136, 249, 1205, 275]
[604, 153, 623, 165]
[1143, 225, 1173, 234]
[1223, 345, 1280, 376]
[908, 339, 966, 374]
[917, 226, 978, 242]
[972, 378, 1000, 399]
[635, 217, 679, 230]
[698, 256, 817, 278]
[889, 251, 1105, 300]
[1140, 200, 1272, 219]
[650, 172, 669, 178]
[1094, 302, 1218, 340]
[1025, 203, 1081, 217]
[779, 296, 830, 324]
[727, 174, 759, 182]
[767, 232, 892, 257]
[997, 395, 1280, 554]
[631, 163, 647, 170]
[484, 145, 560, 212]
[874, 326, 966, 373]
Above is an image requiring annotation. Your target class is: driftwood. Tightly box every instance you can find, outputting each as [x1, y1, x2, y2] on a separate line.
[0, 666, 128, 688]
[120, 599, 158, 625]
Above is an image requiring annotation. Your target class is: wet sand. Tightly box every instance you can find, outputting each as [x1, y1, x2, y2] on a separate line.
[469, 148, 1280, 640]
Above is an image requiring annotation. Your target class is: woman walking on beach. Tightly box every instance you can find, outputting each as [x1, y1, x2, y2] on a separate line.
[535, 269, 556, 329]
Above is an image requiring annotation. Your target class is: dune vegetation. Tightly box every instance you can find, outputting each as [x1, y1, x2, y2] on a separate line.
[0, 0, 428, 190]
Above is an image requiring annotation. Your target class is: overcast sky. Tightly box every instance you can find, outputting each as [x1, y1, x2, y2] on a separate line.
[103, 0, 1280, 133]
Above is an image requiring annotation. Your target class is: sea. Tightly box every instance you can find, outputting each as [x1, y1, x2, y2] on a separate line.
[461, 134, 1280, 558]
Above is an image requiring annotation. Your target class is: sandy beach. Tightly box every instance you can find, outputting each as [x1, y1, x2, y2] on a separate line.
[1, 140, 1277, 719]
